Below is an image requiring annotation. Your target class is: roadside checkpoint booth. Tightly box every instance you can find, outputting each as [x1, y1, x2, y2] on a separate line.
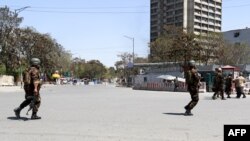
[221, 65, 240, 79]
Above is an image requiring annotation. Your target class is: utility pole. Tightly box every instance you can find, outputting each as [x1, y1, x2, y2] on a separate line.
[123, 35, 135, 87]
[124, 35, 134, 65]
[14, 6, 30, 88]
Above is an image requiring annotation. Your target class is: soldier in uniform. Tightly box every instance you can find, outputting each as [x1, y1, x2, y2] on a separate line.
[173, 76, 179, 92]
[14, 58, 42, 120]
[212, 68, 226, 100]
[184, 60, 201, 116]
[212, 68, 219, 98]
[225, 73, 233, 98]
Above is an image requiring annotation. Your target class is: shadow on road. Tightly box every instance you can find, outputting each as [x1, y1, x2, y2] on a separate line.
[204, 96, 243, 100]
[7, 116, 29, 121]
[163, 113, 185, 116]
[203, 96, 214, 100]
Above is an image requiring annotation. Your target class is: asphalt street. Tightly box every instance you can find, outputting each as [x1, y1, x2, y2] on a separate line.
[0, 84, 249, 141]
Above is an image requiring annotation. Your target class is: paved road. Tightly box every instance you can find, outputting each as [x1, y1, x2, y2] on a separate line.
[0, 84, 249, 141]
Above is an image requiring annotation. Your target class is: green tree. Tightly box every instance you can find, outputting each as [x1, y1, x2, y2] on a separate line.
[217, 42, 250, 65]
[149, 25, 226, 65]
[15, 27, 72, 79]
[71, 57, 86, 78]
[0, 7, 72, 81]
[149, 25, 202, 63]
[114, 60, 124, 78]
[104, 67, 116, 79]
[134, 57, 148, 63]
[0, 6, 23, 76]
[79, 60, 106, 79]
[199, 32, 226, 65]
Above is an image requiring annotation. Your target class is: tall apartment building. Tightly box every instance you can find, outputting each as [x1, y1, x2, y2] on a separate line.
[150, 0, 222, 42]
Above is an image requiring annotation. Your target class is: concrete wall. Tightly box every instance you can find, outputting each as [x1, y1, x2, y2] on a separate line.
[133, 74, 206, 93]
[0, 75, 14, 86]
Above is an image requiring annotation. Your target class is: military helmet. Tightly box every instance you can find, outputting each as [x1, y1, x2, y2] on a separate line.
[187, 60, 196, 67]
[30, 58, 41, 65]
[239, 72, 243, 76]
[217, 67, 222, 72]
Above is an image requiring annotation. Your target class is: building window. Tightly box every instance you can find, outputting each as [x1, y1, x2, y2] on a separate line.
[234, 32, 240, 38]
[144, 77, 147, 82]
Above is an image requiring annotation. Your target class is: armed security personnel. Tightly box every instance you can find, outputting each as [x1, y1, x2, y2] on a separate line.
[212, 68, 226, 100]
[225, 73, 233, 98]
[184, 60, 201, 116]
[14, 58, 42, 120]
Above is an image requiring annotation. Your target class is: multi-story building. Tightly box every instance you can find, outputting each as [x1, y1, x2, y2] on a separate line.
[150, 0, 222, 42]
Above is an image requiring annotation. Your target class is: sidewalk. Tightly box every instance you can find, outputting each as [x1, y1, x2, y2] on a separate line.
[0, 84, 55, 93]
[0, 86, 23, 92]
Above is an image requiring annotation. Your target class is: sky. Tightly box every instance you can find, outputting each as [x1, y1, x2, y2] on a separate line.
[0, 0, 250, 67]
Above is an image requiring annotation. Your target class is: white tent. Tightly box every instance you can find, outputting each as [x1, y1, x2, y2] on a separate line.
[157, 75, 176, 80]
[177, 77, 185, 82]
[157, 75, 186, 82]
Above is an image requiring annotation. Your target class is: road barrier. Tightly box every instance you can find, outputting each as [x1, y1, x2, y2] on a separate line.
[0, 75, 14, 86]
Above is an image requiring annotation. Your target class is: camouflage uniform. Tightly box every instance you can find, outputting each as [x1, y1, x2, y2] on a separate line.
[184, 65, 201, 116]
[27, 66, 41, 114]
[225, 74, 233, 98]
[212, 71, 225, 100]
[14, 58, 42, 119]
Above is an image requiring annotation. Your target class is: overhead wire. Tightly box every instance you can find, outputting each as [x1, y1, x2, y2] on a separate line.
[1, 5, 149, 14]
[27, 5, 149, 10]
[1, 3, 250, 14]
[2, 5, 149, 9]
[24, 10, 149, 14]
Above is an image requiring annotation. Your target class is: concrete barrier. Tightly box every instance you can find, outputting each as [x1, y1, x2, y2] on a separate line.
[0, 75, 14, 86]
[199, 82, 206, 93]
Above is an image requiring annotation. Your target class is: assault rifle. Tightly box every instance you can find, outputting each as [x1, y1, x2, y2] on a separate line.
[26, 96, 36, 115]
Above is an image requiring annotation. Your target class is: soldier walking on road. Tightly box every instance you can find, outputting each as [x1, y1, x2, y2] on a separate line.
[184, 61, 201, 116]
[212, 68, 220, 99]
[173, 76, 179, 92]
[225, 73, 233, 98]
[212, 68, 226, 100]
[14, 58, 42, 120]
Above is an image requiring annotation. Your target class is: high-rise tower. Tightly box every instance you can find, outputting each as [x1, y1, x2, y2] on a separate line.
[150, 0, 222, 42]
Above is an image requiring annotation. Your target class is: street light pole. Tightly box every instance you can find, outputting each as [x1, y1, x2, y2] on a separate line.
[15, 6, 31, 14]
[124, 35, 134, 64]
[123, 35, 135, 87]
[14, 6, 30, 88]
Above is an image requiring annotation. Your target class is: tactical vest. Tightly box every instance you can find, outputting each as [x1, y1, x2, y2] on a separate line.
[22, 68, 31, 85]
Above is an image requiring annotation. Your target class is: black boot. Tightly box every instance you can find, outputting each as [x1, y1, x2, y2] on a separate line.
[31, 112, 41, 120]
[184, 110, 193, 116]
[14, 107, 21, 119]
[221, 98, 226, 100]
